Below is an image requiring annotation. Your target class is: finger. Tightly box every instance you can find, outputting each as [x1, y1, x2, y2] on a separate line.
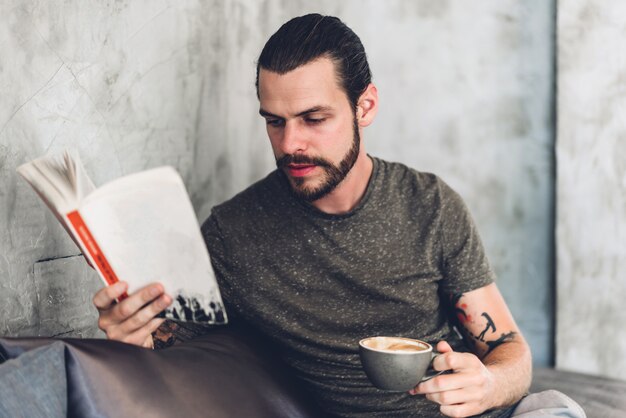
[113, 293, 172, 337]
[436, 340, 453, 353]
[144, 317, 166, 348]
[93, 281, 128, 310]
[122, 317, 165, 347]
[433, 351, 481, 373]
[409, 374, 460, 395]
[109, 283, 166, 323]
[413, 370, 483, 395]
[424, 383, 483, 405]
[440, 402, 482, 418]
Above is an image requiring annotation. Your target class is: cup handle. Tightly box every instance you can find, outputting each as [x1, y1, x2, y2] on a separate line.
[420, 350, 451, 382]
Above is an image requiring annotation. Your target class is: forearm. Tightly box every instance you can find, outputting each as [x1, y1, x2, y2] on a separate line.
[482, 339, 532, 408]
[449, 284, 533, 410]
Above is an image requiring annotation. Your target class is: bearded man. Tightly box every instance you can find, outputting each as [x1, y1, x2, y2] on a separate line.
[94, 14, 586, 418]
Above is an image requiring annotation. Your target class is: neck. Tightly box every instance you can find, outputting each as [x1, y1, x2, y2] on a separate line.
[311, 150, 373, 214]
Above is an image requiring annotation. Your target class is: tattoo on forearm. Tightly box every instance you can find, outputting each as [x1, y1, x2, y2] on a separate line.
[450, 293, 516, 355]
[485, 331, 517, 355]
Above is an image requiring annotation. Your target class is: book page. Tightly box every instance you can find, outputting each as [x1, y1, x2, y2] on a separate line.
[17, 150, 96, 255]
[79, 167, 227, 324]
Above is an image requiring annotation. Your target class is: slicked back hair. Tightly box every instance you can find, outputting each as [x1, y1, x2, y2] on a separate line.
[256, 14, 372, 112]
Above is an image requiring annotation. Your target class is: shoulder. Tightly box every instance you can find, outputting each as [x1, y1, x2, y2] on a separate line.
[373, 157, 461, 207]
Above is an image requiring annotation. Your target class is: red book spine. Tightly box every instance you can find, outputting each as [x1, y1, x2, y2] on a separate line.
[67, 210, 128, 300]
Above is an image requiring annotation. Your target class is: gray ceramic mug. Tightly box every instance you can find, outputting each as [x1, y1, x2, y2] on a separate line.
[359, 336, 442, 391]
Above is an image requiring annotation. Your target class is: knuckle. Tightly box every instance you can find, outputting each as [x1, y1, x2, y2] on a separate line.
[475, 373, 487, 386]
[118, 303, 134, 318]
[431, 377, 443, 392]
[441, 406, 463, 418]
[97, 317, 107, 331]
[106, 329, 119, 341]
[153, 297, 168, 313]
[129, 312, 146, 329]
[142, 285, 161, 302]
[446, 354, 461, 370]
[123, 314, 138, 330]
[93, 290, 109, 309]
[106, 286, 119, 301]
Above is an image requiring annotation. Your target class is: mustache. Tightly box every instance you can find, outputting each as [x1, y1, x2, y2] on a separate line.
[276, 154, 332, 169]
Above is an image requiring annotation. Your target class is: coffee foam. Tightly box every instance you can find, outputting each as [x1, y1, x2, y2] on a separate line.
[361, 337, 429, 353]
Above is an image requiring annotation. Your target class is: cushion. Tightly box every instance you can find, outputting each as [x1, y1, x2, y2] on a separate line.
[531, 367, 626, 418]
[0, 324, 322, 417]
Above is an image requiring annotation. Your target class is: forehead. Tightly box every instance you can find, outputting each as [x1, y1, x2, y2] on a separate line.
[258, 57, 349, 115]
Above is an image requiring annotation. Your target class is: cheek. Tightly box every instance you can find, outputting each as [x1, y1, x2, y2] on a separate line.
[326, 123, 354, 154]
[319, 118, 354, 151]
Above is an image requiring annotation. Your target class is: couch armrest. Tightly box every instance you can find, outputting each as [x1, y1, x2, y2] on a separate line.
[0, 324, 323, 417]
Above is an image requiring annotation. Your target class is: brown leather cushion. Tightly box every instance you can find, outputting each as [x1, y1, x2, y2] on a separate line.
[0, 325, 323, 417]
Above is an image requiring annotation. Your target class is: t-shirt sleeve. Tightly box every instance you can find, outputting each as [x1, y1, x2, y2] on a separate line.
[437, 180, 496, 295]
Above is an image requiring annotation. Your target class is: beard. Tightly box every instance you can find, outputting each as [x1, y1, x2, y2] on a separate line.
[276, 117, 361, 202]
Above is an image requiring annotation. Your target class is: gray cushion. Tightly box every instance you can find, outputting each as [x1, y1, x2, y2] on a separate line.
[531, 367, 626, 418]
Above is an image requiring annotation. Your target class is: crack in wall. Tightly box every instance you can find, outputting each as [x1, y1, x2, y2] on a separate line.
[0, 64, 64, 137]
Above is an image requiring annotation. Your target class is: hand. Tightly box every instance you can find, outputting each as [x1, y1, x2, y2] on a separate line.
[409, 341, 496, 417]
[93, 281, 172, 348]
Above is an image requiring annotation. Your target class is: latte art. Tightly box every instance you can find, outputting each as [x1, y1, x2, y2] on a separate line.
[385, 342, 426, 352]
[361, 337, 428, 352]
[359, 335, 436, 391]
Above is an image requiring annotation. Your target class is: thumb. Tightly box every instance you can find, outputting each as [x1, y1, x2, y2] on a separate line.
[436, 340, 453, 353]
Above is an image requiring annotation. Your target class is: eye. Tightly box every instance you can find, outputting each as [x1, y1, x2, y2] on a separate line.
[305, 117, 325, 125]
[265, 118, 284, 127]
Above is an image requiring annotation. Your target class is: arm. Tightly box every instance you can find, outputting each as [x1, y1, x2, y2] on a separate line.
[411, 282, 531, 417]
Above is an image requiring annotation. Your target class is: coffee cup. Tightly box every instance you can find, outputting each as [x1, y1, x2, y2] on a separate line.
[358, 336, 441, 391]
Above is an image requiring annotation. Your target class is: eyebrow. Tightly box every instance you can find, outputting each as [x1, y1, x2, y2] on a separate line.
[259, 106, 332, 119]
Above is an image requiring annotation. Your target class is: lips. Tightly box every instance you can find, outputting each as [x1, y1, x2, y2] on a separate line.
[286, 164, 316, 177]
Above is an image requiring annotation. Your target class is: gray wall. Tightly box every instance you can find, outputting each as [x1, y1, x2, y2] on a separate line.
[556, 0, 626, 378]
[1, 1, 555, 365]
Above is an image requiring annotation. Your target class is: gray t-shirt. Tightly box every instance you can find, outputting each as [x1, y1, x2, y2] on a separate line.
[202, 157, 514, 418]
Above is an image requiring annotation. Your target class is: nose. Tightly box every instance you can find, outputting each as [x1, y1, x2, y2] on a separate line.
[279, 121, 307, 155]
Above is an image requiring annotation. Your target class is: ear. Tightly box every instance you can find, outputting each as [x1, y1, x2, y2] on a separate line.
[356, 83, 378, 128]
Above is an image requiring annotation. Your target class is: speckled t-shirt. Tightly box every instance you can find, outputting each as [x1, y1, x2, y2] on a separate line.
[201, 157, 514, 418]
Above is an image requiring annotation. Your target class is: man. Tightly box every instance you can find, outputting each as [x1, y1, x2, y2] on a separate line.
[94, 14, 585, 418]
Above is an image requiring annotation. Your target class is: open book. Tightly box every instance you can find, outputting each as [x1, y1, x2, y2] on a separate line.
[17, 150, 227, 325]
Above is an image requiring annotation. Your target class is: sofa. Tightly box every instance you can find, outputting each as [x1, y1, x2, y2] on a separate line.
[1, 325, 625, 417]
[0, 324, 323, 417]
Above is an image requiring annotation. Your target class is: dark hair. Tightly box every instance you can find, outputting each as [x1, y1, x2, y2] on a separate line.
[256, 14, 372, 112]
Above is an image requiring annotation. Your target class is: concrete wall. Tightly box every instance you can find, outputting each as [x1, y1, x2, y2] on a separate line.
[1, 1, 555, 365]
[556, 0, 626, 378]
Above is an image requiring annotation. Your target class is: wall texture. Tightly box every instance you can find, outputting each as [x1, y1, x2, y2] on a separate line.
[1, 1, 555, 365]
[556, 0, 626, 378]
[360, 1, 556, 366]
